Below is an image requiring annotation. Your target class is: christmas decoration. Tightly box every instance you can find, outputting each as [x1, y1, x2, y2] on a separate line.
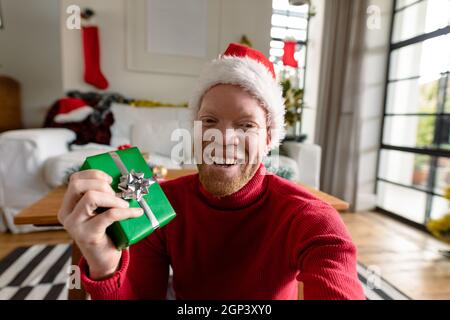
[54, 98, 94, 124]
[82, 26, 109, 90]
[118, 170, 154, 202]
[118, 144, 133, 150]
[262, 157, 295, 180]
[80, 147, 176, 249]
[282, 40, 299, 68]
[152, 165, 168, 179]
[130, 99, 188, 108]
[190, 43, 285, 150]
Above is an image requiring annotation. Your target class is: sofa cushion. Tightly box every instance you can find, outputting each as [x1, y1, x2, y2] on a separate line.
[44, 147, 115, 187]
[129, 106, 194, 162]
[110, 103, 195, 154]
[110, 103, 135, 147]
[147, 152, 183, 170]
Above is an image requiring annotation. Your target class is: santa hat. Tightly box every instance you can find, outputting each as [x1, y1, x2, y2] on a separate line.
[189, 43, 286, 150]
[54, 98, 94, 124]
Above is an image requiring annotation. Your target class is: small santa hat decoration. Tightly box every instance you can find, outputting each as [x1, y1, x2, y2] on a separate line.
[54, 98, 94, 124]
[189, 43, 286, 150]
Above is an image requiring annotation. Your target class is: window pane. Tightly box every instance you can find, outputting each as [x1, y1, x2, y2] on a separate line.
[272, 14, 307, 29]
[294, 46, 306, 68]
[435, 157, 450, 195]
[271, 27, 287, 39]
[386, 78, 439, 114]
[273, 0, 309, 15]
[272, 14, 289, 28]
[389, 34, 450, 80]
[430, 195, 449, 220]
[286, 29, 307, 41]
[379, 150, 431, 190]
[435, 116, 450, 149]
[287, 4, 309, 14]
[270, 47, 284, 57]
[383, 115, 436, 148]
[288, 16, 308, 29]
[377, 180, 427, 224]
[273, 0, 289, 10]
[393, 0, 450, 43]
[270, 39, 284, 49]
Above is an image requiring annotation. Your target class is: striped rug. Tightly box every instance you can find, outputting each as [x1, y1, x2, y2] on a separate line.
[0, 244, 411, 300]
[0, 244, 71, 300]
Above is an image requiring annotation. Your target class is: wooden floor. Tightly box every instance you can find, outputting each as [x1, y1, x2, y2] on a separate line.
[0, 230, 71, 261]
[1, 212, 449, 300]
[342, 212, 450, 300]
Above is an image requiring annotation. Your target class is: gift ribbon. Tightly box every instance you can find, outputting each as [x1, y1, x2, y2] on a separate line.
[109, 151, 160, 230]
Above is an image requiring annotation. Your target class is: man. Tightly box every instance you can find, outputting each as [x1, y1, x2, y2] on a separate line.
[58, 43, 365, 300]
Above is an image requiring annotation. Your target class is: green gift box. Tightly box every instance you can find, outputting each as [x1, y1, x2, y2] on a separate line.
[79, 147, 176, 250]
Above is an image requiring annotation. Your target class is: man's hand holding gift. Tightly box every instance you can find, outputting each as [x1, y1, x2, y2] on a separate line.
[58, 169, 144, 280]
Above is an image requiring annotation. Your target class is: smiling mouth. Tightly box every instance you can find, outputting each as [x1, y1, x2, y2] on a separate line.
[211, 156, 243, 168]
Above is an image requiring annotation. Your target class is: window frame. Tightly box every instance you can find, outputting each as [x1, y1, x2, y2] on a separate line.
[376, 0, 450, 227]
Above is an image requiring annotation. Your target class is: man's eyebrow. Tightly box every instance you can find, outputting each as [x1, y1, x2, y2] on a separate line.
[236, 114, 261, 120]
[198, 112, 218, 117]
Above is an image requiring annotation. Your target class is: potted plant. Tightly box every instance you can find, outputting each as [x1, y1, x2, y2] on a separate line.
[281, 78, 306, 142]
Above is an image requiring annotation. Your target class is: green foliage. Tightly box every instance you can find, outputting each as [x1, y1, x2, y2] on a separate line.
[263, 157, 295, 180]
[281, 78, 304, 129]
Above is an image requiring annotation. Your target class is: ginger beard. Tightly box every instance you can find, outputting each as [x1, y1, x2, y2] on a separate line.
[195, 84, 270, 198]
[197, 140, 259, 198]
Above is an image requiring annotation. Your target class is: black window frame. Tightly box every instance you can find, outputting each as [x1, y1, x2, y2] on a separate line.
[376, 0, 450, 229]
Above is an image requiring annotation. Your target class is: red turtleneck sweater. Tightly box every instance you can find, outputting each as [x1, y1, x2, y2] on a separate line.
[79, 165, 365, 300]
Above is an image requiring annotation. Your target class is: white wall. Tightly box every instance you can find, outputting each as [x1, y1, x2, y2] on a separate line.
[60, 0, 272, 103]
[302, 0, 325, 143]
[0, 0, 63, 128]
[355, 0, 393, 211]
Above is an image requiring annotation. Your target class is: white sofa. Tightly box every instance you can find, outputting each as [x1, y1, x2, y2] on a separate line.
[0, 103, 321, 233]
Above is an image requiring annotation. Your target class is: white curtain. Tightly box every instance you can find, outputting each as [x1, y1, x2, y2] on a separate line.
[314, 0, 369, 209]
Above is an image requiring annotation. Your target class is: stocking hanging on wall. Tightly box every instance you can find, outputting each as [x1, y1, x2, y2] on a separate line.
[282, 40, 299, 68]
[82, 26, 109, 90]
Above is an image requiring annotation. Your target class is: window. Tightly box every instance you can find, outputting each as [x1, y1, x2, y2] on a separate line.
[270, 0, 310, 138]
[377, 0, 450, 226]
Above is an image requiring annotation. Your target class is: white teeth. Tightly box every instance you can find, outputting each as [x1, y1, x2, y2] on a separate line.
[212, 157, 237, 165]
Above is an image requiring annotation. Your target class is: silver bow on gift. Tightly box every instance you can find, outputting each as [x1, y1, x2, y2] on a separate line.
[109, 151, 160, 230]
[118, 170, 156, 201]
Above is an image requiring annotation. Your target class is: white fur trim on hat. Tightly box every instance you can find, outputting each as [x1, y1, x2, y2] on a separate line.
[189, 56, 286, 150]
[54, 106, 94, 124]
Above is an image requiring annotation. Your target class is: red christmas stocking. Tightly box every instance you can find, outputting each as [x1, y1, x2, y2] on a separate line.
[82, 26, 109, 90]
[282, 40, 299, 68]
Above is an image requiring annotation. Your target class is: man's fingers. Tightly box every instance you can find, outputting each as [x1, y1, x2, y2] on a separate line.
[86, 208, 144, 234]
[58, 179, 115, 224]
[70, 170, 112, 184]
[71, 191, 130, 222]
[69, 179, 116, 198]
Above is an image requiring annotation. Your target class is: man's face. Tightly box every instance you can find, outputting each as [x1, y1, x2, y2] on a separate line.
[196, 84, 270, 197]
